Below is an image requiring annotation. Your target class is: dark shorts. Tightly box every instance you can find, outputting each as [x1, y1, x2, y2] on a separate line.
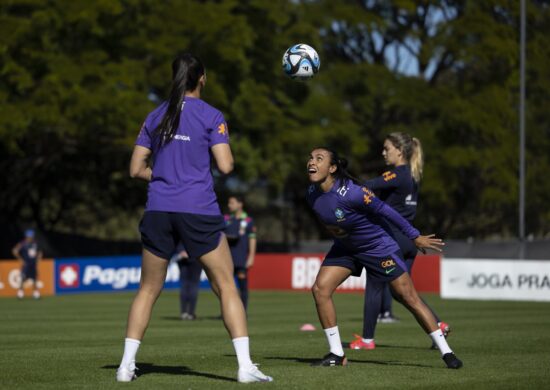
[140, 211, 225, 260]
[21, 265, 37, 281]
[322, 246, 408, 282]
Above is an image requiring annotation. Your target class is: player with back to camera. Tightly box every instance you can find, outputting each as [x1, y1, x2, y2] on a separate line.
[305, 147, 462, 369]
[350, 133, 451, 351]
[116, 53, 272, 383]
[12, 229, 42, 299]
[225, 195, 257, 311]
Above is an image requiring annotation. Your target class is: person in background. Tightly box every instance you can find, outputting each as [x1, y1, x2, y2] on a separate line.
[350, 133, 450, 351]
[12, 229, 42, 299]
[225, 195, 256, 311]
[172, 242, 202, 320]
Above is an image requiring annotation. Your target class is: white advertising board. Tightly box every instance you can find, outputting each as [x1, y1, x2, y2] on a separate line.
[441, 258, 550, 301]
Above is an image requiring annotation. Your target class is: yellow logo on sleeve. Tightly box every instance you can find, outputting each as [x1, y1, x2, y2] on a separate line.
[362, 187, 375, 205]
[383, 171, 397, 182]
[218, 123, 228, 136]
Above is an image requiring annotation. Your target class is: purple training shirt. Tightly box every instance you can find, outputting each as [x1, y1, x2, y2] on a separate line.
[135, 97, 229, 215]
[306, 179, 420, 257]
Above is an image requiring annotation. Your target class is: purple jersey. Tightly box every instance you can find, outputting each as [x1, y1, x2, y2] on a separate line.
[135, 97, 229, 215]
[306, 179, 420, 257]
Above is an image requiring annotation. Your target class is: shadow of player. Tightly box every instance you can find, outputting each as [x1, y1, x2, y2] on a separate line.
[102, 363, 236, 382]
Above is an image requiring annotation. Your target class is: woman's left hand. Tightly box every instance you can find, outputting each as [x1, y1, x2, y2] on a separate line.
[414, 234, 445, 252]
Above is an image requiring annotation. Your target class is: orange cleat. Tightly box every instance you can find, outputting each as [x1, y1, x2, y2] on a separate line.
[349, 334, 375, 350]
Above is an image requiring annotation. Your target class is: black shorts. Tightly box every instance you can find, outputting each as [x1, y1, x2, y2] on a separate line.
[140, 211, 225, 260]
[322, 246, 408, 282]
[21, 265, 37, 281]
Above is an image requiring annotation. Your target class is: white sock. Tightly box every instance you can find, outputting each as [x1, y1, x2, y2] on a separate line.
[232, 337, 253, 369]
[120, 338, 141, 369]
[324, 326, 344, 357]
[362, 338, 374, 344]
[429, 329, 452, 356]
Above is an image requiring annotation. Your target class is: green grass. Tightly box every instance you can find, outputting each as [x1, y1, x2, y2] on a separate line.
[1, 290, 550, 389]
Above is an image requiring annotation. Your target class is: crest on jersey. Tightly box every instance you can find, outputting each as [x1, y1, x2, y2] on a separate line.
[362, 187, 375, 205]
[334, 208, 345, 222]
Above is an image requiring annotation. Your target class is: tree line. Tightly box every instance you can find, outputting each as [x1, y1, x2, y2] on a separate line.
[1, 0, 548, 251]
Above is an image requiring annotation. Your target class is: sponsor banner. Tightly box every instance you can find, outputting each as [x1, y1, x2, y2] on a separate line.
[250, 254, 439, 292]
[0, 260, 55, 297]
[55, 256, 209, 294]
[441, 258, 550, 301]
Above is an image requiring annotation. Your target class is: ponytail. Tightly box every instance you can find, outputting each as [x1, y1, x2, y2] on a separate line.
[386, 132, 424, 183]
[155, 53, 205, 147]
[410, 137, 423, 182]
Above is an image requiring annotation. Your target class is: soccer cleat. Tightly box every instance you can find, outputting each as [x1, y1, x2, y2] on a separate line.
[442, 353, 463, 369]
[378, 313, 399, 324]
[310, 352, 348, 367]
[237, 364, 273, 383]
[349, 334, 375, 350]
[180, 312, 197, 321]
[32, 290, 41, 299]
[116, 365, 137, 382]
[17, 290, 24, 299]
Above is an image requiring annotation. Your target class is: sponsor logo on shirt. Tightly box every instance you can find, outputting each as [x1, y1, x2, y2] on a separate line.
[174, 134, 191, 141]
[380, 259, 397, 268]
[405, 194, 417, 206]
[362, 187, 375, 205]
[334, 208, 345, 222]
[337, 185, 349, 196]
[383, 171, 397, 181]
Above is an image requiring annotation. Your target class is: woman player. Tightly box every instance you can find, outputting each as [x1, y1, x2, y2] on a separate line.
[116, 53, 272, 383]
[350, 133, 450, 350]
[306, 147, 462, 369]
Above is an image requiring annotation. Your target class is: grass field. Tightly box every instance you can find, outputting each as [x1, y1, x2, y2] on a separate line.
[1, 290, 550, 389]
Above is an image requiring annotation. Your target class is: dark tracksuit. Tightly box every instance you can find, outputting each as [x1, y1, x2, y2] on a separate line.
[362, 165, 441, 339]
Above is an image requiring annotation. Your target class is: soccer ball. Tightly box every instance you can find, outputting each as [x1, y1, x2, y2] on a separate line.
[282, 43, 320, 80]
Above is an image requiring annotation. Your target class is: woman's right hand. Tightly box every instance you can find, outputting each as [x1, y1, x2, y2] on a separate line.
[413, 234, 445, 252]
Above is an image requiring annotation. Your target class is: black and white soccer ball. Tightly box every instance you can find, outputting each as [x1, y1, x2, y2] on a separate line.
[282, 43, 320, 80]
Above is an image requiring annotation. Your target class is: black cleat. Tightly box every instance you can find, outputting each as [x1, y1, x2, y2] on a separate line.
[442, 353, 463, 369]
[310, 352, 348, 367]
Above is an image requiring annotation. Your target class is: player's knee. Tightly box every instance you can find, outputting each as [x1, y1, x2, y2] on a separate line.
[312, 282, 329, 301]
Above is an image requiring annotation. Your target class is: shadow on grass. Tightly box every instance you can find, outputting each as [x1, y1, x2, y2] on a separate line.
[264, 356, 432, 368]
[102, 363, 236, 382]
[342, 341, 428, 351]
[160, 316, 223, 321]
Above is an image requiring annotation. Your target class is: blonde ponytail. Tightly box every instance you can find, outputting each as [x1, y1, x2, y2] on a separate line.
[410, 137, 423, 182]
